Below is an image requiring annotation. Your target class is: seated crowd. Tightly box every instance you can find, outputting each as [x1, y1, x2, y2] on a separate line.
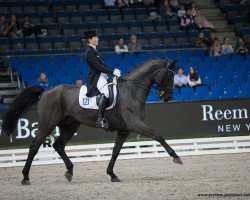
[37, 72, 84, 89]
[174, 66, 202, 88]
[195, 30, 248, 56]
[0, 14, 47, 38]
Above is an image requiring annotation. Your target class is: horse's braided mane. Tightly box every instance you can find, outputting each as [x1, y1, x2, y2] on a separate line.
[124, 57, 167, 76]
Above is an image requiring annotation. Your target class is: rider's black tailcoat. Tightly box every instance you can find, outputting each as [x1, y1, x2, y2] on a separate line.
[85, 45, 114, 97]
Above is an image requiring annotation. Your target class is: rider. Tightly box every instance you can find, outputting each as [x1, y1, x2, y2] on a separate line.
[82, 30, 121, 129]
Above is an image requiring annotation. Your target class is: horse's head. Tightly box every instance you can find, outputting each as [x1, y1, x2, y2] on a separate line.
[153, 58, 178, 102]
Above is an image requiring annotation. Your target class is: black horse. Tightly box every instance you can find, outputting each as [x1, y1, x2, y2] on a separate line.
[2, 57, 183, 185]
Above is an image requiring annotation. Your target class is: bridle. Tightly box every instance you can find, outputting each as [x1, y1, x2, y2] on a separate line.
[120, 68, 175, 97]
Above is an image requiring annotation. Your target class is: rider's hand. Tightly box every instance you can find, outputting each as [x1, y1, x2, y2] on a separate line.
[113, 68, 121, 77]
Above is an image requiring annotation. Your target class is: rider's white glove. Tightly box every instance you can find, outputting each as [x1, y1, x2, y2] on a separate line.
[113, 68, 121, 77]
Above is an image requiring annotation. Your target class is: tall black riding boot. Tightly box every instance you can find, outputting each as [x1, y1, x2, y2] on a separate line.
[96, 94, 109, 129]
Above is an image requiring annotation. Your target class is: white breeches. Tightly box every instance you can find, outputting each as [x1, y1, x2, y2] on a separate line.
[97, 73, 109, 98]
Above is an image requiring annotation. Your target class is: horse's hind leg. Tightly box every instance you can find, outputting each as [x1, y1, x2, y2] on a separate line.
[107, 131, 130, 182]
[22, 124, 55, 185]
[53, 117, 80, 182]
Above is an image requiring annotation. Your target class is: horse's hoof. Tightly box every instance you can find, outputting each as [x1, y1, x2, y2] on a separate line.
[173, 157, 183, 165]
[21, 179, 31, 185]
[65, 172, 73, 182]
[111, 176, 121, 182]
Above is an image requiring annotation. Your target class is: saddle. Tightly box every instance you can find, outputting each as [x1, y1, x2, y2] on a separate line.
[79, 78, 117, 110]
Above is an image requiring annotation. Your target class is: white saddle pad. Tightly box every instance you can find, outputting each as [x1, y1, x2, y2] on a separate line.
[79, 85, 117, 110]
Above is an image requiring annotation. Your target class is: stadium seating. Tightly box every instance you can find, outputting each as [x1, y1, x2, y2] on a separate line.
[0, 0, 206, 55]
[219, 0, 250, 47]
[7, 49, 250, 102]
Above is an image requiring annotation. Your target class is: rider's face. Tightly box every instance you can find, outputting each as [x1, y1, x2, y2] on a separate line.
[89, 36, 99, 46]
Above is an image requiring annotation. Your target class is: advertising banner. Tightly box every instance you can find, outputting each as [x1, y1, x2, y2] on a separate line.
[0, 99, 249, 147]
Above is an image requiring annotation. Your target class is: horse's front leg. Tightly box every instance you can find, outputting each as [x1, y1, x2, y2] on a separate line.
[107, 131, 130, 182]
[132, 121, 183, 165]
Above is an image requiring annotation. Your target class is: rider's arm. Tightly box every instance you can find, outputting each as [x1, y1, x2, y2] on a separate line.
[87, 50, 114, 75]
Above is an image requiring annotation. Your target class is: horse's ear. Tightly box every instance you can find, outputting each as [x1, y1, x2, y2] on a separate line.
[169, 57, 179, 71]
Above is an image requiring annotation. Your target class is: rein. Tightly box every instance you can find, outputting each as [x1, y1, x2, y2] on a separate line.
[120, 69, 175, 95]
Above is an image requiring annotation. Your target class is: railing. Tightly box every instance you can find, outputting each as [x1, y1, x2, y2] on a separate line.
[0, 136, 250, 168]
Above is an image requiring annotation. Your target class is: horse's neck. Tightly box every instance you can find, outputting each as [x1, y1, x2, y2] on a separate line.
[123, 65, 155, 101]
[125, 65, 154, 87]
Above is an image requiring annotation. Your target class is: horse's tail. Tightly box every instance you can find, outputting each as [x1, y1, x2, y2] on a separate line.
[1, 85, 45, 136]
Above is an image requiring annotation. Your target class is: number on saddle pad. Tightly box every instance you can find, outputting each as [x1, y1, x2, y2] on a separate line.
[83, 98, 90, 105]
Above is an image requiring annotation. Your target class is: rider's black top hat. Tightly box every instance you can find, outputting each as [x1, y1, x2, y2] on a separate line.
[83, 30, 98, 39]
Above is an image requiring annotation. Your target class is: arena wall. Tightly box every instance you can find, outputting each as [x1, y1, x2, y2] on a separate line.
[0, 98, 250, 147]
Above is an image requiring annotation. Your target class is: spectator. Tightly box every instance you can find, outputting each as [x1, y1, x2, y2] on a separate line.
[21, 15, 33, 36]
[207, 31, 218, 47]
[115, 38, 129, 53]
[194, 10, 214, 30]
[195, 32, 208, 48]
[7, 15, 22, 38]
[76, 77, 83, 87]
[187, 2, 198, 17]
[148, 12, 161, 20]
[104, 0, 116, 8]
[117, 0, 129, 7]
[235, 36, 249, 55]
[0, 16, 8, 37]
[178, 5, 186, 18]
[222, 37, 234, 55]
[180, 14, 196, 30]
[37, 73, 49, 89]
[128, 34, 142, 52]
[169, 0, 180, 12]
[174, 67, 188, 88]
[159, 0, 177, 19]
[210, 39, 222, 57]
[187, 67, 202, 87]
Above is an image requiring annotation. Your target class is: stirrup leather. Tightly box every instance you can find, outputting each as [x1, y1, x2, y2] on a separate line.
[97, 117, 108, 128]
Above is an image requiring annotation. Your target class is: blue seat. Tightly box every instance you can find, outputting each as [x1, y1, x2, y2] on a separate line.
[0, 104, 7, 110]
[221, 89, 237, 99]
[151, 51, 164, 58]
[123, 53, 137, 60]
[205, 93, 220, 100]
[187, 30, 199, 37]
[203, 56, 217, 63]
[147, 93, 159, 102]
[217, 55, 231, 63]
[195, 86, 210, 96]
[216, 76, 231, 87]
[180, 87, 195, 97]
[189, 56, 203, 66]
[173, 88, 180, 97]
[226, 61, 240, 72]
[141, 20, 155, 32]
[237, 90, 250, 98]
[137, 52, 150, 60]
[167, 44, 180, 49]
[231, 55, 244, 63]
[109, 9, 122, 21]
[154, 19, 168, 32]
[165, 51, 178, 59]
[211, 62, 226, 74]
[193, 49, 206, 57]
[240, 27, 250, 35]
[122, 8, 135, 21]
[179, 50, 192, 60]
[190, 93, 205, 100]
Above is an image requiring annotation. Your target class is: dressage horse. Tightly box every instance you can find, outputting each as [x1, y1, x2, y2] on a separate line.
[2, 57, 183, 185]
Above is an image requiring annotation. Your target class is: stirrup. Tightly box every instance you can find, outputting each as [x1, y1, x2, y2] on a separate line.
[96, 118, 109, 129]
